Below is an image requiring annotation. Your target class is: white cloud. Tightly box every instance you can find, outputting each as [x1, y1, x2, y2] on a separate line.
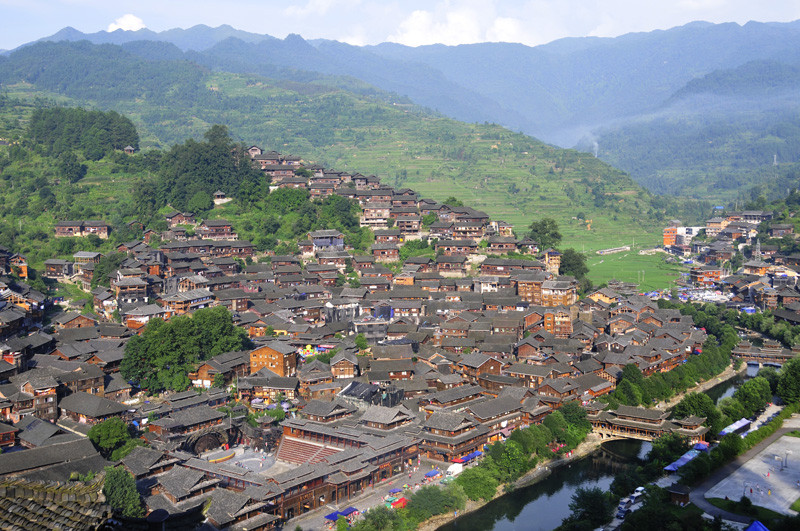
[107, 14, 145, 32]
[388, 3, 491, 46]
[486, 16, 527, 44]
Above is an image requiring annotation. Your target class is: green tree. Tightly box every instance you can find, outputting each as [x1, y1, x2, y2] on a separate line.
[648, 433, 690, 466]
[88, 417, 131, 458]
[718, 432, 744, 460]
[103, 467, 143, 518]
[559, 401, 591, 431]
[757, 367, 780, 394]
[455, 466, 499, 501]
[673, 392, 723, 433]
[187, 191, 213, 213]
[351, 505, 400, 531]
[559, 248, 589, 279]
[120, 307, 251, 393]
[354, 333, 368, 351]
[527, 218, 562, 249]
[543, 411, 569, 442]
[565, 487, 615, 528]
[733, 376, 771, 417]
[719, 396, 745, 420]
[91, 252, 126, 289]
[616, 379, 642, 406]
[58, 151, 88, 183]
[212, 373, 226, 388]
[777, 357, 800, 404]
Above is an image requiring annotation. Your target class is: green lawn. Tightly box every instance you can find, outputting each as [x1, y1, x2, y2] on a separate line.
[708, 497, 787, 527]
[791, 496, 800, 512]
[586, 250, 685, 291]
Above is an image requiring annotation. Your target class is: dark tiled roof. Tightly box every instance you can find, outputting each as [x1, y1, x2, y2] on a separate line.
[58, 391, 128, 418]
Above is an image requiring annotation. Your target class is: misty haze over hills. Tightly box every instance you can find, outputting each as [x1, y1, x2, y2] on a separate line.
[7, 20, 800, 198]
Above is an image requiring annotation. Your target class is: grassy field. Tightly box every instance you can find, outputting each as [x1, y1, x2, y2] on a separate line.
[586, 250, 685, 291]
[708, 498, 787, 528]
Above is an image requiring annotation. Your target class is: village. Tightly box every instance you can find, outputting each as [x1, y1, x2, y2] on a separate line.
[0, 145, 792, 530]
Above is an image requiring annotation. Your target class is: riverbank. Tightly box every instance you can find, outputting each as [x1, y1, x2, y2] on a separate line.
[658, 362, 747, 410]
[421, 362, 746, 531]
[418, 434, 606, 531]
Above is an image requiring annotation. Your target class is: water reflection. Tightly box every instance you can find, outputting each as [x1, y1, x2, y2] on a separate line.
[438, 440, 644, 531]
[705, 364, 759, 404]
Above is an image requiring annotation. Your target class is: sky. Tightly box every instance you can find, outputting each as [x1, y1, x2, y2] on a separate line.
[1, 0, 800, 50]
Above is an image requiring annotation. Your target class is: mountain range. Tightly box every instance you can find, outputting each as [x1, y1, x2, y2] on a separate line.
[16, 21, 800, 141]
[10, 20, 800, 201]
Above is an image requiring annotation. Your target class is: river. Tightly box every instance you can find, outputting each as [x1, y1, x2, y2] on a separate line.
[705, 364, 760, 404]
[438, 439, 649, 531]
[438, 365, 762, 531]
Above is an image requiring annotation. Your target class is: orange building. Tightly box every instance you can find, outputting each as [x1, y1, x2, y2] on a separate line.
[663, 226, 677, 247]
[249, 341, 298, 377]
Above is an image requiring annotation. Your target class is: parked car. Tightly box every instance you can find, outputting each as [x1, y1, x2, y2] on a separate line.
[616, 508, 631, 520]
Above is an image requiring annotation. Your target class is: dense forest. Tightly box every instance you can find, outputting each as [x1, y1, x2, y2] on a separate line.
[28, 107, 139, 158]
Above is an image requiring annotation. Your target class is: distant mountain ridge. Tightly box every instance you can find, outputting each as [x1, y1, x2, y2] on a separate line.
[35, 24, 273, 51]
[22, 20, 800, 145]
[12, 20, 800, 203]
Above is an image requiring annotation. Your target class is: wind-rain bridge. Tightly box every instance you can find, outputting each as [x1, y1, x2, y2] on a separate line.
[588, 405, 708, 444]
[731, 340, 794, 366]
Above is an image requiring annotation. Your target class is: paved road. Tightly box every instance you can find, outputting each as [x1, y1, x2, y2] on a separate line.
[690, 414, 800, 523]
[289, 458, 449, 531]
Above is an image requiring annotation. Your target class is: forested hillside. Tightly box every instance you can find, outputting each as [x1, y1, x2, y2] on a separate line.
[0, 102, 373, 275]
[0, 41, 698, 250]
[592, 60, 800, 203]
[17, 20, 800, 212]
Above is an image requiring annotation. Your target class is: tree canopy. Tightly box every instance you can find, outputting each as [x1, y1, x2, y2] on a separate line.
[149, 125, 266, 211]
[103, 466, 143, 518]
[564, 487, 615, 529]
[778, 357, 800, 404]
[28, 107, 139, 157]
[559, 248, 589, 279]
[120, 306, 251, 393]
[527, 217, 562, 249]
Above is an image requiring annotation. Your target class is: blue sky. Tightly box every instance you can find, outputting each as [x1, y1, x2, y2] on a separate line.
[2, 0, 800, 50]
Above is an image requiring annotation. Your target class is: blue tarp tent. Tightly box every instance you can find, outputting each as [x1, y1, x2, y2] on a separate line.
[744, 521, 770, 531]
[325, 512, 341, 521]
[340, 507, 358, 516]
[389, 488, 402, 494]
[719, 418, 750, 437]
[425, 470, 440, 478]
[462, 450, 483, 461]
[664, 449, 701, 472]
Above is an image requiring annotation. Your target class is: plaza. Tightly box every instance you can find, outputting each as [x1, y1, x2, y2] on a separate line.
[705, 430, 800, 515]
